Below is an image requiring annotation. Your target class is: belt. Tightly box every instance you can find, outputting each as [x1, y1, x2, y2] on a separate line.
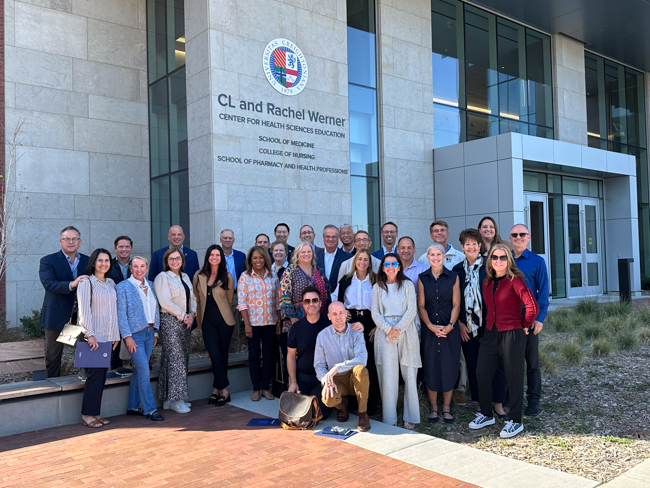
[348, 309, 369, 316]
[147, 323, 155, 328]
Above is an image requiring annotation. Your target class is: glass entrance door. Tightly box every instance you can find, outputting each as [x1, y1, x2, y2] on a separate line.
[564, 196, 603, 297]
[524, 193, 551, 283]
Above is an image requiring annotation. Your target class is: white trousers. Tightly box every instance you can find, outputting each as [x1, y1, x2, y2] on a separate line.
[376, 332, 420, 425]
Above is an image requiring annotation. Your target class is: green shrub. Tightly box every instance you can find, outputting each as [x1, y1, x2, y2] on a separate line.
[540, 338, 561, 353]
[581, 322, 609, 340]
[617, 331, 639, 350]
[591, 338, 611, 357]
[548, 313, 571, 332]
[539, 349, 558, 375]
[574, 298, 601, 316]
[602, 301, 632, 318]
[20, 310, 44, 339]
[601, 315, 626, 333]
[560, 340, 583, 365]
[638, 327, 650, 345]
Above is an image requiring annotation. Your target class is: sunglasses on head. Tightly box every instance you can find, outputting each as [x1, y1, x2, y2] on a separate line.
[510, 232, 529, 238]
[383, 261, 399, 268]
[491, 254, 508, 262]
[303, 298, 320, 304]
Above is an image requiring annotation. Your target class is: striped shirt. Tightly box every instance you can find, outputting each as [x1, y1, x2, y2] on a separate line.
[78, 275, 121, 342]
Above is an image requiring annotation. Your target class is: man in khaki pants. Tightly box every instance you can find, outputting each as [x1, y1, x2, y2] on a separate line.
[314, 301, 371, 432]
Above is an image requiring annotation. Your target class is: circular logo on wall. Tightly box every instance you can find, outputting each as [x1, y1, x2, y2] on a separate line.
[263, 39, 308, 96]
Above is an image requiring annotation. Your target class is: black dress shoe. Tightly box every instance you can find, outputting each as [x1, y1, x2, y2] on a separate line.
[147, 411, 164, 421]
[127, 408, 144, 416]
[216, 394, 231, 407]
[525, 402, 541, 417]
[208, 394, 219, 405]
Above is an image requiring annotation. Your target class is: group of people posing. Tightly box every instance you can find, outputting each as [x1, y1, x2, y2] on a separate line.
[38, 217, 548, 438]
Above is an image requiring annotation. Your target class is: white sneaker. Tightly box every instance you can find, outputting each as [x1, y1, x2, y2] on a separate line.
[469, 413, 496, 430]
[170, 401, 191, 414]
[163, 401, 191, 409]
[500, 420, 524, 438]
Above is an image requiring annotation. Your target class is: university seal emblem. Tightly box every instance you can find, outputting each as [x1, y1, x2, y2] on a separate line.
[263, 38, 308, 96]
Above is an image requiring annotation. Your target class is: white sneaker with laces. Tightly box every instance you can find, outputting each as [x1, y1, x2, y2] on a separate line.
[469, 413, 495, 430]
[170, 401, 191, 414]
[500, 420, 524, 438]
[163, 401, 191, 409]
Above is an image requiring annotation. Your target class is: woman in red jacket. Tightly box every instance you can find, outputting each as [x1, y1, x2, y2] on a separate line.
[469, 244, 538, 438]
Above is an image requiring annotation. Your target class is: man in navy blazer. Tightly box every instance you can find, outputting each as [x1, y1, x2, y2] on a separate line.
[39, 226, 90, 377]
[148, 225, 200, 283]
[316, 225, 351, 295]
[371, 221, 398, 260]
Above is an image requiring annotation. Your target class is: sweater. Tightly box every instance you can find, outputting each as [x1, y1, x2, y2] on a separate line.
[482, 275, 539, 332]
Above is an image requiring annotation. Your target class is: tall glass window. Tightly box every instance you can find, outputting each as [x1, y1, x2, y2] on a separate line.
[585, 52, 649, 276]
[432, 0, 553, 148]
[348, 0, 380, 245]
[147, 0, 189, 250]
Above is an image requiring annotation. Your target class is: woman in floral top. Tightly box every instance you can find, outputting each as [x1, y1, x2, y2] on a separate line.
[237, 246, 280, 401]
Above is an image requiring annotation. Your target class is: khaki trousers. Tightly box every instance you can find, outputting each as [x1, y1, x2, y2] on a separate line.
[322, 365, 369, 413]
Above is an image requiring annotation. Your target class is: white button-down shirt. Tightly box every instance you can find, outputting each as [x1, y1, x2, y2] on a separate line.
[129, 276, 157, 326]
[324, 250, 336, 280]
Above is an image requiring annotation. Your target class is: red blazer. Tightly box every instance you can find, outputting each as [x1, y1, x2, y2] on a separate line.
[483, 275, 539, 332]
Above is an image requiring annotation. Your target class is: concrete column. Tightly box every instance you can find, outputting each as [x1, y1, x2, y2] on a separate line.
[551, 34, 588, 146]
[185, 0, 351, 259]
[377, 0, 434, 257]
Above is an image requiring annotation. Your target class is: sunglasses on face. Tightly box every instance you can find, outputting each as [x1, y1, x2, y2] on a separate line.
[510, 232, 529, 238]
[303, 298, 320, 304]
[383, 262, 399, 268]
[491, 255, 508, 262]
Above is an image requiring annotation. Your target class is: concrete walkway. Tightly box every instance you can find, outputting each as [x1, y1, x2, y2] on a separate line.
[230, 391, 599, 488]
[599, 458, 650, 488]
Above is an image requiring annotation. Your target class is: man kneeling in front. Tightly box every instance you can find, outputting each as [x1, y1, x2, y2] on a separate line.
[314, 301, 371, 432]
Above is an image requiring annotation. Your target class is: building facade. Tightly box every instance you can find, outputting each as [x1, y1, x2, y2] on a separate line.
[2, 0, 649, 326]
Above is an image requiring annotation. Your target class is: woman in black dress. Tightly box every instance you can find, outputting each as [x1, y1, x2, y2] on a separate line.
[417, 242, 461, 424]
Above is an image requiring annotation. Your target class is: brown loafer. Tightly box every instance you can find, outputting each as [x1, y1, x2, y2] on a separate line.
[262, 390, 274, 401]
[357, 412, 371, 432]
[251, 391, 260, 402]
[336, 398, 349, 422]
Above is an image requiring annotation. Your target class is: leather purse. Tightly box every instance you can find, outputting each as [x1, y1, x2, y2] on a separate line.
[57, 282, 91, 347]
[278, 391, 322, 430]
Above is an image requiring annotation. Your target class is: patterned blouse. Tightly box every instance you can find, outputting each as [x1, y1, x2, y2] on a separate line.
[78, 275, 121, 342]
[279, 264, 329, 333]
[237, 269, 279, 326]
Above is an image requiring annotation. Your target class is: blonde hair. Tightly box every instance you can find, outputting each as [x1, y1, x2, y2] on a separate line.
[290, 241, 317, 268]
[346, 248, 375, 282]
[129, 256, 149, 269]
[485, 243, 523, 283]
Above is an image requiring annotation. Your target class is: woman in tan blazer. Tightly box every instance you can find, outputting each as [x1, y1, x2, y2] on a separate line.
[193, 244, 235, 407]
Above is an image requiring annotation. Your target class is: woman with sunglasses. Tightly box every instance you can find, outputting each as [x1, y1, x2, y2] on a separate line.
[469, 244, 538, 438]
[371, 253, 421, 429]
[332, 249, 380, 415]
[418, 242, 461, 424]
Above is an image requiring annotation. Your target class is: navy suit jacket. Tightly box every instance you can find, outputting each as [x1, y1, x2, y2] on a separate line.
[316, 248, 351, 293]
[39, 250, 90, 331]
[228, 249, 247, 285]
[109, 257, 131, 285]
[372, 246, 395, 260]
[148, 246, 200, 284]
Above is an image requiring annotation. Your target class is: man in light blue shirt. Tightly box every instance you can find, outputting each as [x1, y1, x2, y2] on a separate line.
[314, 301, 371, 431]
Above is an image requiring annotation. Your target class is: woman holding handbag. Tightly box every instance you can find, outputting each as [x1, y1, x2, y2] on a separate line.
[77, 248, 121, 428]
[193, 245, 235, 407]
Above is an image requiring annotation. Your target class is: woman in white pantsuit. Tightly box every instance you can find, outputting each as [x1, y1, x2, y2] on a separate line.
[371, 253, 421, 430]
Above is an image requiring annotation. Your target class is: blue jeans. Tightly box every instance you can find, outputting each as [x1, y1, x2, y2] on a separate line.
[127, 327, 156, 415]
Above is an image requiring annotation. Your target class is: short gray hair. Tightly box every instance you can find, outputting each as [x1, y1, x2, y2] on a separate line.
[323, 224, 339, 234]
[60, 226, 80, 237]
[427, 242, 447, 256]
[130, 256, 149, 269]
[220, 228, 234, 236]
[511, 223, 530, 233]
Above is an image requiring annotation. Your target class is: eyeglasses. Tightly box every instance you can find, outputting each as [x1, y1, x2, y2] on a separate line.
[491, 255, 508, 262]
[61, 237, 80, 243]
[168, 256, 183, 262]
[355, 238, 370, 243]
[383, 262, 399, 268]
[303, 298, 320, 304]
[510, 232, 529, 238]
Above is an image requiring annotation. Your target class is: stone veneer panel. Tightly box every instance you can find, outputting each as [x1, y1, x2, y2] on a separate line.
[4, 0, 150, 328]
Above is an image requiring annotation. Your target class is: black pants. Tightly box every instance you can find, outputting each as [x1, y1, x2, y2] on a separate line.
[460, 328, 507, 403]
[44, 328, 65, 378]
[525, 331, 541, 403]
[247, 324, 275, 391]
[477, 327, 526, 423]
[296, 370, 332, 420]
[81, 367, 108, 416]
[202, 312, 235, 390]
[111, 341, 124, 370]
[347, 309, 381, 415]
[275, 331, 288, 385]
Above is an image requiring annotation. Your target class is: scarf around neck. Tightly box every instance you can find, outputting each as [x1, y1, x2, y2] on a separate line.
[463, 255, 483, 337]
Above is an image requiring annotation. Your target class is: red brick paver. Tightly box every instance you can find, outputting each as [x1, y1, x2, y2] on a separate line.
[0, 403, 477, 487]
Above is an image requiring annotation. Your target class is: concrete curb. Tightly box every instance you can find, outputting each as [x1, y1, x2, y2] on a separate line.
[599, 458, 650, 487]
[229, 391, 600, 488]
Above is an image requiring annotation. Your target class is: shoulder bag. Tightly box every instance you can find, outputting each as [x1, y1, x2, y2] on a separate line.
[278, 391, 322, 430]
[57, 281, 92, 347]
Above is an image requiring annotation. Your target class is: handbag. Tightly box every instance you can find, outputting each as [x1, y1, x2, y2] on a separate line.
[57, 281, 92, 347]
[278, 391, 322, 430]
[272, 345, 287, 399]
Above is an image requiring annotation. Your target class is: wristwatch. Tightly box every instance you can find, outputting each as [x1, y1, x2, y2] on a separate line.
[447, 322, 454, 328]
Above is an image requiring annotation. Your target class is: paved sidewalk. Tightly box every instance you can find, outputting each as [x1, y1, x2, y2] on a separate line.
[230, 392, 600, 488]
[0, 400, 476, 487]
